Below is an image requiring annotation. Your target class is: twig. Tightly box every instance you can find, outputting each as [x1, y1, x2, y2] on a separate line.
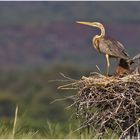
[50, 95, 76, 104]
[120, 118, 140, 138]
[59, 72, 77, 81]
[96, 65, 102, 74]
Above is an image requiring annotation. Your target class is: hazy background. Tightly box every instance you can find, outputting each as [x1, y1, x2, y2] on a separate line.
[0, 1, 140, 133]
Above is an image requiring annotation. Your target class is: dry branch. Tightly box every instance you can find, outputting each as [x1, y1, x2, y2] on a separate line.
[58, 73, 140, 139]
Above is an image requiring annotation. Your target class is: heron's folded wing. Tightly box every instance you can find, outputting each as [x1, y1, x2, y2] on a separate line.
[103, 38, 129, 59]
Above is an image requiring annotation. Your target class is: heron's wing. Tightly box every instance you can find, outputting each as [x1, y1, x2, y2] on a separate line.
[100, 38, 129, 59]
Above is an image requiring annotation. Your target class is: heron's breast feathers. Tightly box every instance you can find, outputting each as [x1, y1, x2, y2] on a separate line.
[93, 38, 100, 52]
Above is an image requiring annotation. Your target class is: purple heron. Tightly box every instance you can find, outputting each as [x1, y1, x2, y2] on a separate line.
[76, 21, 130, 75]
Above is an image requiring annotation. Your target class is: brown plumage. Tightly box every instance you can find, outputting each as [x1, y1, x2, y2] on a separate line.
[131, 53, 140, 74]
[116, 59, 131, 75]
[76, 21, 130, 75]
[94, 37, 129, 59]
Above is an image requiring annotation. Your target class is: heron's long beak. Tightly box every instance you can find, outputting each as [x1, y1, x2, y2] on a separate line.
[76, 21, 97, 27]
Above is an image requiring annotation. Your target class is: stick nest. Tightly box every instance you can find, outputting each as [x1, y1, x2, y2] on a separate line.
[58, 73, 140, 138]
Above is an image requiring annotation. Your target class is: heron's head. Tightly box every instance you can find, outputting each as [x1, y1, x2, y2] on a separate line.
[76, 21, 105, 37]
[76, 21, 103, 28]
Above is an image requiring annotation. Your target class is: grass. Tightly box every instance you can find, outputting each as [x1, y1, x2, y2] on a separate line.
[12, 105, 18, 138]
[0, 105, 93, 139]
[0, 118, 119, 139]
[0, 104, 120, 139]
[0, 120, 96, 139]
[1, 125, 118, 139]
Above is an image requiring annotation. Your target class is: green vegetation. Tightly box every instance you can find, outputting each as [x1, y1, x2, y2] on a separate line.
[0, 65, 96, 138]
[0, 118, 118, 139]
[0, 119, 81, 138]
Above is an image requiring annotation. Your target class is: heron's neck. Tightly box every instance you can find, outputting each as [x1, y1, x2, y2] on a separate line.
[93, 35, 100, 42]
[93, 27, 105, 41]
[92, 25, 105, 51]
[99, 25, 105, 37]
[92, 35, 100, 51]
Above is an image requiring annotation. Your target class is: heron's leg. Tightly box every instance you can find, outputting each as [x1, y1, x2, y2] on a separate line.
[105, 54, 110, 76]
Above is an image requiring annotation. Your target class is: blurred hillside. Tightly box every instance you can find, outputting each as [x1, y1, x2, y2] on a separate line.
[0, 2, 139, 70]
[0, 1, 140, 131]
[1, 2, 140, 26]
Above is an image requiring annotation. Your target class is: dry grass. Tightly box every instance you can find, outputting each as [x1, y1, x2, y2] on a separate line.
[58, 73, 140, 139]
[12, 105, 18, 138]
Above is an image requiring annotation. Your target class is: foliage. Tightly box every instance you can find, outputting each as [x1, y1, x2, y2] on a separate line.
[0, 118, 100, 139]
[0, 65, 93, 129]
